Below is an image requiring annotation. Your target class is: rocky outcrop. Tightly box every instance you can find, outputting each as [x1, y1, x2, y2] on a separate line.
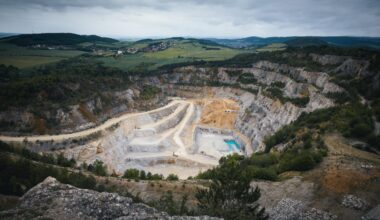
[362, 204, 380, 220]
[253, 61, 343, 93]
[309, 53, 347, 66]
[155, 61, 341, 152]
[0, 87, 167, 135]
[162, 84, 333, 152]
[0, 177, 220, 220]
[269, 198, 337, 220]
[342, 194, 369, 210]
[335, 59, 370, 77]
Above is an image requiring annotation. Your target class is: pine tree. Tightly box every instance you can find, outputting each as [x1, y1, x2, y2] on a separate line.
[196, 177, 267, 220]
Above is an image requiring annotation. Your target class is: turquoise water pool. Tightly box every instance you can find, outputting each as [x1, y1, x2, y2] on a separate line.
[224, 140, 240, 151]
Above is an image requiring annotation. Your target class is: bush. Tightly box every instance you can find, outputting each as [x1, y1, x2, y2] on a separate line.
[196, 178, 267, 219]
[139, 85, 161, 100]
[271, 81, 285, 88]
[248, 153, 279, 167]
[151, 174, 164, 180]
[264, 125, 296, 152]
[244, 166, 278, 181]
[348, 122, 373, 138]
[0, 153, 96, 196]
[278, 150, 318, 172]
[238, 73, 257, 84]
[0, 142, 75, 168]
[140, 170, 146, 180]
[89, 160, 107, 176]
[326, 92, 352, 104]
[123, 168, 140, 179]
[166, 174, 179, 181]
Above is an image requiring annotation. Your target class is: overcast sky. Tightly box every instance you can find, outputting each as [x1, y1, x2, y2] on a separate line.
[0, 0, 379, 38]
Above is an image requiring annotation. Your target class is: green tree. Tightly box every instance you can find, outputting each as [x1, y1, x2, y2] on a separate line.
[123, 168, 140, 179]
[196, 178, 267, 220]
[140, 170, 146, 180]
[90, 160, 108, 176]
[147, 172, 153, 180]
[166, 174, 179, 181]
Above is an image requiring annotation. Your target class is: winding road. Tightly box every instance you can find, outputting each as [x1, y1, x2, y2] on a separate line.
[0, 100, 183, 143]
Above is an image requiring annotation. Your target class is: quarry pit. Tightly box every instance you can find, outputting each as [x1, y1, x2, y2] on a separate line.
[60, 98, 249, 179]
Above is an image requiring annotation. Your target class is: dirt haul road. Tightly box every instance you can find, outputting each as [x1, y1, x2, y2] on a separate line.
[0, 100, 184, 143]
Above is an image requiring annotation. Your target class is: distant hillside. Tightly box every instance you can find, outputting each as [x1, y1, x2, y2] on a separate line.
[209, 36, 380, 49]
[321, 36, 380, 48]
[208, 37, 296, 48]
[285, 37, 328, 47]
[0, 33, 18, 38]
[1, 33, 118, 46]
[135, 37, 225, 47]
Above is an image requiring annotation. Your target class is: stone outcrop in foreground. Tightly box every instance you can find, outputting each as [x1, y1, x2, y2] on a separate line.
[0, 177, 220, 220]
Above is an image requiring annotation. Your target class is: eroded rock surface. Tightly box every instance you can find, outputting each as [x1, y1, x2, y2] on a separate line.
[0, 177, 220, 220]
[269, 198, 337, 220]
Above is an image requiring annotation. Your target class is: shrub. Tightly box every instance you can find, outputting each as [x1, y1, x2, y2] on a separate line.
[89, 160, 108, 176]
[151, 174, 164, 180]
[140, 170, 146, 180]
[0, 153, 96, 196]
[238, 73, 257, 84]
[248, 153, 279, 167]
[326, 92, 352, 104]
[123, 168, 140, 179]
[139, 85, 161, 100]
[348, 122, 373, 138]
[264, 125, 296, 152]
[271, 81, 285, 88]
[278, 151, 317, 172]
[166, 174, 179, 181]
[196, 178, 267, 219]
[244, 166, 278, 181]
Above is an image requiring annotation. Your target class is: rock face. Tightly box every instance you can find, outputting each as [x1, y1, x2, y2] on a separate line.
[153, 61, 342, 152]
[362, 204, 380, 220]
[269, 198, 337, 220]
[0, 87, 166, 136]
[0, 177, 220, 220]
[309, 53, 347, 66]
[342, 194, 369, 210]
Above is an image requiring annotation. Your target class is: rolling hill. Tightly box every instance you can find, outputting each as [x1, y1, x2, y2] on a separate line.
[1, 33, 118, 46]
[209, 36, 380, 49]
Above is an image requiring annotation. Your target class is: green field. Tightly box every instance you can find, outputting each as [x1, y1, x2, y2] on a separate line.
[0, 38, 249, 71]
[0, 43, 85, 68]
[256, 43, 287, 52]
[97, 39, 248, 71]
[78, 41, 132, 49]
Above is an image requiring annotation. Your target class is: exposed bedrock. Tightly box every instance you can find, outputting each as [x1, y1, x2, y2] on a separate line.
[0, 177, 220, 220]
[153, 60, 343, 152]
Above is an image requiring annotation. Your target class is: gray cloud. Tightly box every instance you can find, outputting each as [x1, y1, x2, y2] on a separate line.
[0, 0, 379, 37]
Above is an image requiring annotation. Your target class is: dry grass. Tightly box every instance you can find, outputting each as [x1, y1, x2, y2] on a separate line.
[304, 133, 380, 195]
[95, 176, 205, 207]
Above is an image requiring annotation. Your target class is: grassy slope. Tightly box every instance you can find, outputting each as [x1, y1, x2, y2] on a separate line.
[256, 43, 287, 52]
[0, 38, 247, 71]
[0, 43, 85, 69]
[98, 39, 247, 71]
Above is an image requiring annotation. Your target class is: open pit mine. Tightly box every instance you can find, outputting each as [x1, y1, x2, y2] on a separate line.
[0, 60, 338, 178]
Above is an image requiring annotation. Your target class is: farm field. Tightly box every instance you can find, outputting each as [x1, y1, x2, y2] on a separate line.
[0, 42, 85, 68]
[256, 43, 287, 52]
[97, 39, 248, 71]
